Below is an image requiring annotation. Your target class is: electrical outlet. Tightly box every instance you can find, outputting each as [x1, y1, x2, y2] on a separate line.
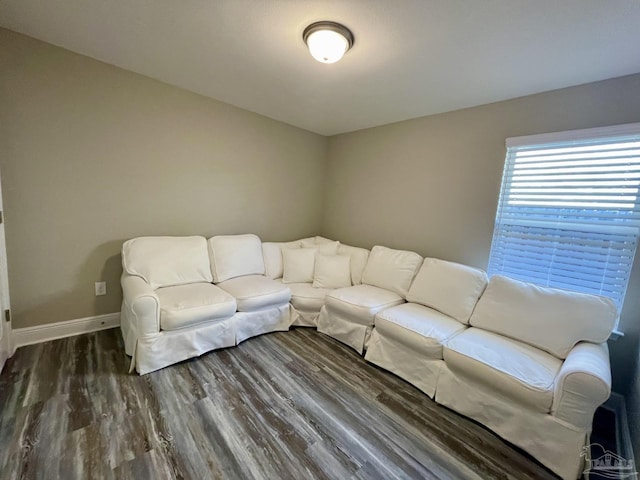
[95, 281, 107, 296]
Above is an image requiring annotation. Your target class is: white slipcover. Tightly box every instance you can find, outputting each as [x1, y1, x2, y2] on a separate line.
[217, 275, 291, 312]
[122, 236, 212, 289]
[325, 284, 404, 326]
[156, 283, 237, 331]
[406, 258, 487, 324]
[360, 246, 422, 298]
[282, 247, 317, 283]
[552, 341, 611, 429]
[234, 304, 291, 344]
[285, 282, 332, 312]
[435, 362, 592, 480]
[365, 328, 444, 398]
[313, 254, 352, 289]
[374, 303, 466, 359]
[121, 274, 236, 375]
[470, 275, 617, 358]
[337, 244, 370, 285]
[444, 328, 562, 412]
[319, 285, 405, 353]
[208, 234, 265, 283]
[364, 303, 468, 397]
[314, 236, 336, 244]
[133, 318, 236, 375]
[290, 306, 321, 328]
[262, 240, 302, 279]
[120, 234, 616, 480]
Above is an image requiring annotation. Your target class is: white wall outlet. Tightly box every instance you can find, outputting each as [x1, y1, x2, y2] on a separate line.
[95, 281, 107, 296]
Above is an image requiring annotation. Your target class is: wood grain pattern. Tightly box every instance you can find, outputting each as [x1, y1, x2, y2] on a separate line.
[0, 327, 563, 479]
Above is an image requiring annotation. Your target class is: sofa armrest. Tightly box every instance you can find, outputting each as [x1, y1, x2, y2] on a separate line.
[551, 341, 611, 429]
[121, 274, 160, 337]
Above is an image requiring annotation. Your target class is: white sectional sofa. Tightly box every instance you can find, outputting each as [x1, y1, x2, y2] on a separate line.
[120, 233, 617, 480]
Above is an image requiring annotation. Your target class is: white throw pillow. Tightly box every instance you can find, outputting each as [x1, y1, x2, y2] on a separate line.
[282, 247, 317, 283]
[313, 254, 352, 289]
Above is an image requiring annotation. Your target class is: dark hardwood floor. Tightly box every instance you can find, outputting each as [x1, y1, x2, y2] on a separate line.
[0, 327, 561, 479]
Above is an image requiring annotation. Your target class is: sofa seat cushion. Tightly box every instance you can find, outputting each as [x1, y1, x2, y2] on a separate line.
[156, 283, 237, 331]
[375, 303, 466, 359]
[325, 284, 404, 326]
[283, 282, 332, 312]
[444, 328, 562, 412]
[217, 275, 291, 312]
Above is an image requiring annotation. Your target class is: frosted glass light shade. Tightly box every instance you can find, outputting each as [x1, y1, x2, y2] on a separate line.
[303, 22, 354, 64]
[307, 29, 349, 63]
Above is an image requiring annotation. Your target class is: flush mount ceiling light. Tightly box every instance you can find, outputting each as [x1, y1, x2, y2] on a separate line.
[303, 21, 354, 64]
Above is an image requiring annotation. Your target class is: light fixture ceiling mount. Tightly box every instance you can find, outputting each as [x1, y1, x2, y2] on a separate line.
[303, 21, 354, 64]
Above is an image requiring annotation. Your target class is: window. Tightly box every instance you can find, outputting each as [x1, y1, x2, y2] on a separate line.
[488, 123, 640, 316]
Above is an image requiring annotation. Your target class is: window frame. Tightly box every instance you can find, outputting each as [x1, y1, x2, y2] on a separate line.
[488, 122, 640, 332]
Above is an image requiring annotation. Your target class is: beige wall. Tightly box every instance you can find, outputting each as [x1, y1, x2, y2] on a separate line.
[321, 73, 640, 395]
[0, 28, 328, 328]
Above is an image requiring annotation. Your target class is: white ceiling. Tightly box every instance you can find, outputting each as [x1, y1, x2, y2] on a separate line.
[2, 0, 640, 136]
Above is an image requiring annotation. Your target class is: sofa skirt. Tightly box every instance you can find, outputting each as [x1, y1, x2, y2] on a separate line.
[290, 305, 320, 328]
[317, 306, 372, 355]
[234, 304, 291, 344]
[365, 328, 443, 398]
[132, 317, 236, 375]
[435, 363, 588, 480]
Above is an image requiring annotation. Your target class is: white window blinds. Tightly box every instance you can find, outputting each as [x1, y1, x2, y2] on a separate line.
[488, 123, 640, 312]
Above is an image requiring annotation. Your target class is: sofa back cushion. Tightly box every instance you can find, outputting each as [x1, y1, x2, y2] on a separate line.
[407, 258, 488, 324]
[208, 234, 265, 283]
[469, 275, 617, 359]
[122, 236, 212, 289]
[361, 246, 423, 298]
[262, 240, 303, 279]
[338, 244, 370, 285]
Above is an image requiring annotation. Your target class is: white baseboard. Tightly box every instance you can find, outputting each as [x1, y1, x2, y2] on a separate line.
[12, 312, 120, 350]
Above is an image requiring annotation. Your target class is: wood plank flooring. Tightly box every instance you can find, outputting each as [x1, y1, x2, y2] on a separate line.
[0, 327, 561, 479]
